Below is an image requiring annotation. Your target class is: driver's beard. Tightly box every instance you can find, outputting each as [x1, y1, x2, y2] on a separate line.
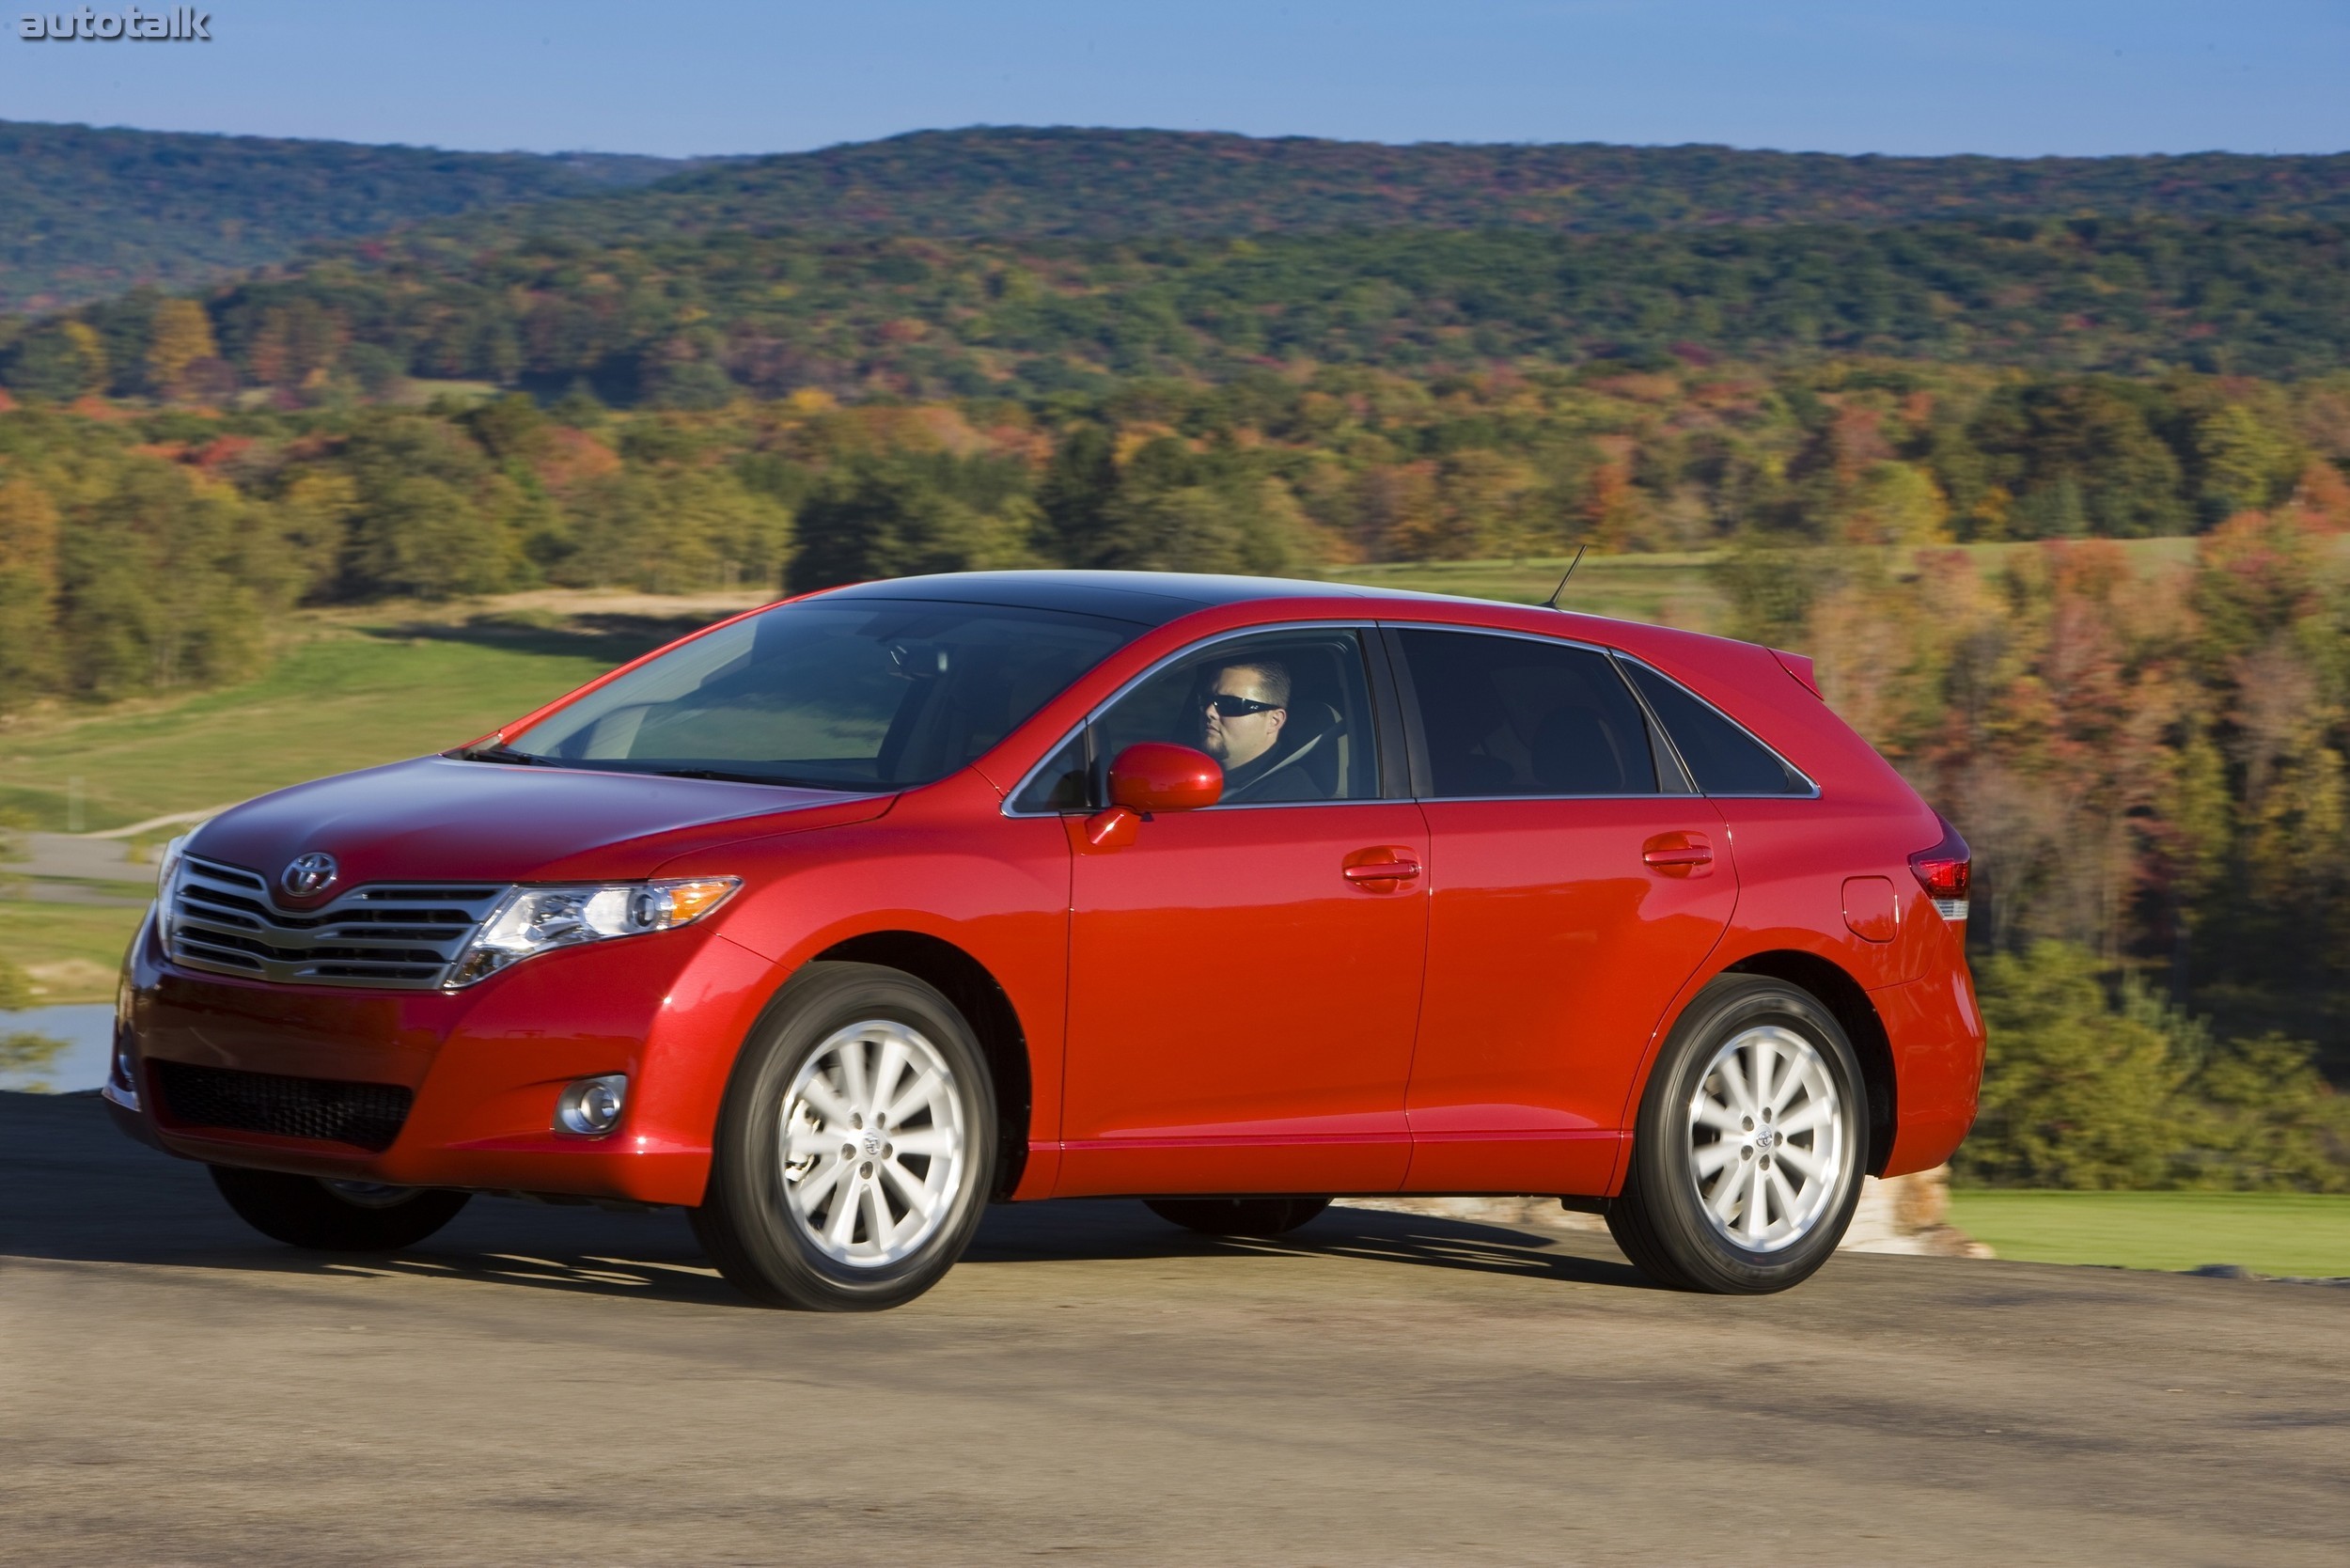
[1215, 729, 1276, 770]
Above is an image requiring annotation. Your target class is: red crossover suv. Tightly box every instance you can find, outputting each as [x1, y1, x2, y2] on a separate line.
[107, 572, 1981, 1308]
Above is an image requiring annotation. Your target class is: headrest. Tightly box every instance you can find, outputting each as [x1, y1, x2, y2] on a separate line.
[1288, 698, 1342, 743]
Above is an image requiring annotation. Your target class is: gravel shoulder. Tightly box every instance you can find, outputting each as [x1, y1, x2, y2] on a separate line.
[3, 1091, 2344, 1566]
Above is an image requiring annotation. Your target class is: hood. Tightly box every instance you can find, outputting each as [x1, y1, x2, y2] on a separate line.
[189, 756, 890, 897]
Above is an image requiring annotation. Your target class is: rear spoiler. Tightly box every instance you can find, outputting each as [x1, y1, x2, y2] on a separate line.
[1771, 648, 1822, 698]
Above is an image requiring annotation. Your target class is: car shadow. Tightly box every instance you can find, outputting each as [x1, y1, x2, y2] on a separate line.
[964, 1200, 1657, 1290]
[2, 1092, 1654, 1307]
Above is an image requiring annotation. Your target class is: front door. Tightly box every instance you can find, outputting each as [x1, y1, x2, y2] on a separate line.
[1053, 626, 1428, 1197]
[1387, 626, 1737, 1196]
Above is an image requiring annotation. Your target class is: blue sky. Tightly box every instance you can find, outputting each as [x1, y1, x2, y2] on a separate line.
[1, 0, 2343, 159]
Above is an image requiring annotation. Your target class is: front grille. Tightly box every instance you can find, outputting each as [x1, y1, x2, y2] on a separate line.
[151, 1060, 413, 1152]
[167, 855, 505, 989]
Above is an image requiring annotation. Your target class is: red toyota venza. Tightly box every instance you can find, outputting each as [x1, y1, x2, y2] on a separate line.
[107, 572, 1982, 1307]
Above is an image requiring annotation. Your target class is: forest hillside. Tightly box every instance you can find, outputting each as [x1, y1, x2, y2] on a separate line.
[9, 119, 2350, 314]
[0, 119, 702, 312]
[404, 126, 2350, 243]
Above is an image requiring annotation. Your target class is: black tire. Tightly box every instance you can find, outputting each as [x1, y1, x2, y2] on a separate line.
[690, 962, 997, 1311]
[209, 1165, 470, 1251]
[1146, 1197, 1332, 1238]
[1606, 975, 1866, 1294]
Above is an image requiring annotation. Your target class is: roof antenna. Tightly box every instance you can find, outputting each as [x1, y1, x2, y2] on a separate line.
[1543, 544, 1588, 611]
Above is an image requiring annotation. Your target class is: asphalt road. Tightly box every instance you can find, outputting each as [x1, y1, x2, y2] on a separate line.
[4, 1092, 2344, 1567]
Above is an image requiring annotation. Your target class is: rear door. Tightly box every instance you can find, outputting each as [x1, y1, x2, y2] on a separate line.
[1387, 626, 1736, 1196]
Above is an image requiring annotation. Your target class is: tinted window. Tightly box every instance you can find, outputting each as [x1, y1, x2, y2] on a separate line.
[1091, 629, 1380, 806]
[1622, 661, 1807, 795]
[1396, 629, 1658, 798]
[506, 600, 1133, 790]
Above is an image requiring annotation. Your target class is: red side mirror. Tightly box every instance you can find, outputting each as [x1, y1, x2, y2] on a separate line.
[1108, 743, 1223, 813]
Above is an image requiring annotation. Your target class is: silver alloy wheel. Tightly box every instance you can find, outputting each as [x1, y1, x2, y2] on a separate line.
[1686, 1024, 1847, 1254]
[777, 1018, 968, 1269]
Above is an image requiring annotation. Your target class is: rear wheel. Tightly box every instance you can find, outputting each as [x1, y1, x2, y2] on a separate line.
[691, 963, 996, 1311]
[209, 1166, 470, 1251]
[1606, 975, 1865, 1294]
[1146, 1197, 1332, 1238]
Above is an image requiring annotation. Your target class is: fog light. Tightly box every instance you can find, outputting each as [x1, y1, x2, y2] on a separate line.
[104, 1033, 141, 1111]
[555, 1074, 627, 1137]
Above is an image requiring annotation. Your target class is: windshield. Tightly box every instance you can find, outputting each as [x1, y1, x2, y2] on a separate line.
[495, 599, 1137, 790]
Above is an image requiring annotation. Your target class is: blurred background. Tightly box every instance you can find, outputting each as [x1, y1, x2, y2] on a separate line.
[2, 0, 2345, 1271]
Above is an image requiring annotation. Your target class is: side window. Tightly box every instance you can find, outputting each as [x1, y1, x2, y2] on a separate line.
[1395, 629, 1660, 798]
[1620, 660, 1809, 796]
[1092, 629, 1381, 806]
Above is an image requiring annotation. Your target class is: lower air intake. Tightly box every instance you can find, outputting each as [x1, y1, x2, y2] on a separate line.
[151, 1061, 413, 1152]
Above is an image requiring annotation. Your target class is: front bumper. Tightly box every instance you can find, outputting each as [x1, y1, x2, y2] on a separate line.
[111, 913, 778, 1206]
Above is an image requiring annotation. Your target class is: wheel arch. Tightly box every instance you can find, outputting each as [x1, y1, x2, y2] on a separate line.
[811, 930, 1033, 1200]
[1721, 949, 1897, 1178]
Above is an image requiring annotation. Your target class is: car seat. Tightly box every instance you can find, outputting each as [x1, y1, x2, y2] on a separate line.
[1283, 699, 1346, 797]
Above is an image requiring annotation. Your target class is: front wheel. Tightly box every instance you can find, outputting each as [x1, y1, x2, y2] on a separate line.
[1606, 976, 1866, 1294]
[691, 963, 996, 1311]
[209, 1166, 470, 1251]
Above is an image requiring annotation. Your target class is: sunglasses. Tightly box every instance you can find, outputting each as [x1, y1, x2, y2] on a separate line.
[1204, 693, 1283, 717]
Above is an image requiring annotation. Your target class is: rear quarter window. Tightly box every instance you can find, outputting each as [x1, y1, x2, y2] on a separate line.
[1620, 660, 1810, 796]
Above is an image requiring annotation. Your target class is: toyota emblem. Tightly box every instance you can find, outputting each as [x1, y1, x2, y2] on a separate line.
[281, 852, 339, 898]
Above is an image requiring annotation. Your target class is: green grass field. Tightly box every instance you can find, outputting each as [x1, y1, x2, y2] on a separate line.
[0, 608, 719, 834]
[1322, 551, 1732, 626]
[0, 603, 730, 997]
[0, 900, 149, 1001]
[1318, 536, 2268, 629]
[1949, 1190, 2350, 1277]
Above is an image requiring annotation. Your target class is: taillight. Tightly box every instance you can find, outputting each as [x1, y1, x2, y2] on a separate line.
[1909, 816, 1971, 922]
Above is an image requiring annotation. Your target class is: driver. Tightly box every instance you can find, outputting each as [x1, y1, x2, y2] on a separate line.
[1197, 660, 1328, 803]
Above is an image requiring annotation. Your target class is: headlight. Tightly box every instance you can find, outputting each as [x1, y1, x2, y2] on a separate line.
[446, 877, 740, 987]
[152, 833, 190, 945]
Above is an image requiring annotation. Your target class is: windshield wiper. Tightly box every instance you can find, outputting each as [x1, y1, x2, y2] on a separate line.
[451, 749, 851, 788]
[650, 767, 853, 790]
[452, 743, 547, 766]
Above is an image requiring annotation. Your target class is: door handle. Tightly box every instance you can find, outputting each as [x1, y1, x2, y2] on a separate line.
[1642, 832, 1715, 875]
[1342, 849, 1422, 886]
